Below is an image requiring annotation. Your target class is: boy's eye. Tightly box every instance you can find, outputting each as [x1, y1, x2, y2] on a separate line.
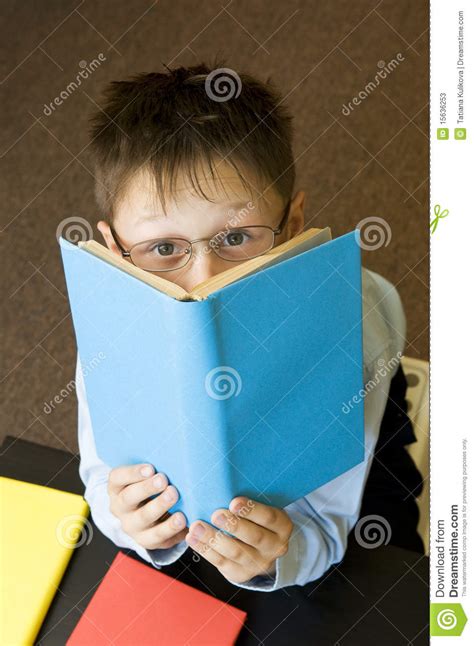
[148, 240, 187, 256]
[154, 242, 175, 256]
[223, 230, 250, 246]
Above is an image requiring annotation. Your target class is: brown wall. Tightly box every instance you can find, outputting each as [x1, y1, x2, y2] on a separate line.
[0, 0, 429, 452]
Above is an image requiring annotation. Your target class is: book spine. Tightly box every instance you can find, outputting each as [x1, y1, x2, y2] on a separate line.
[169, 297, 232, 526]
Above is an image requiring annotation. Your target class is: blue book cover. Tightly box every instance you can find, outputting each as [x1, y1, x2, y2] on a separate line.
[59, 230, 365, 525]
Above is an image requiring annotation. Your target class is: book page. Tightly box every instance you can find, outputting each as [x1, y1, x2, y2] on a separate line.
[79, 226, 332, 301]
[191, 227, 332, 298]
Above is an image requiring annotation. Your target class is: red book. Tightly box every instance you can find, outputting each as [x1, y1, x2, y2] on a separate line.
[67, 552, 247, 645]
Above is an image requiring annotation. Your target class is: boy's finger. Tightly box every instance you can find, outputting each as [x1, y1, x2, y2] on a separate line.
[186, 538, 231, 570]
[138, 514, 188, 550]
[136, 485, 180, 528]
[210, 509, 276, 551]
[187, 521, 258, 569]
[185, 535, 252, 583]
[119, 472, 168, 510]
[229, 497, 292, 536]
[108, 463, 155, 494]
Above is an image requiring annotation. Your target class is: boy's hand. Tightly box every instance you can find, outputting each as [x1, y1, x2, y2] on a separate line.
[185, 497, 293, 584]
[108, 464, 188, 550]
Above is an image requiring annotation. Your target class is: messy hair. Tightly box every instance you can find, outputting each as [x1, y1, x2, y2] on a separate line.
[88, 59, 296, 220]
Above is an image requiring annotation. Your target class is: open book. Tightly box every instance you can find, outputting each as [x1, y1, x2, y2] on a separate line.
[77, 226, 332, 300]
[59, 227, 365, 525]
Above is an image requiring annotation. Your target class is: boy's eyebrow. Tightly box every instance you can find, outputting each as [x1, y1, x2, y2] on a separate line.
[137, 200, 254, 222]
[219, 200, 256, 212]
[137, 213, 166, 222]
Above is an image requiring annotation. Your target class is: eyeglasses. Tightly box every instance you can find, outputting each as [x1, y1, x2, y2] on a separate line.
[110, 200, 291, 273]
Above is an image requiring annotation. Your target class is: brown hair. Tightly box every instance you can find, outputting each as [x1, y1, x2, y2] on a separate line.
[88, 59, 296, 220]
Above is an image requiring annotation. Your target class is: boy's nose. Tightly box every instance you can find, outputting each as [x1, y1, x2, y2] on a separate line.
[178, 243, 229, 291]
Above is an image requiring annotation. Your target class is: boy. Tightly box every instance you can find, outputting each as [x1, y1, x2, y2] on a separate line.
[76, 62, 424, 591]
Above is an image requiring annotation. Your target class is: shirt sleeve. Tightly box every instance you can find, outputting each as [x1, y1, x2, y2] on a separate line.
[230, 267, 406, 591]
[75, 355, 188, 568]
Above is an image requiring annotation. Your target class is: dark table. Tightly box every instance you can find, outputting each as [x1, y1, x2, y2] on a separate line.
[0, 435, 429, 645]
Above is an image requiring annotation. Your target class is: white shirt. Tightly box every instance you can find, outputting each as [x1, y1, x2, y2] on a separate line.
[76, 267, 406, 591]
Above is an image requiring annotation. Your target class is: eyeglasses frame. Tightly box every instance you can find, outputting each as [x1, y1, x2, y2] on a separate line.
[109, 198, 292, 273]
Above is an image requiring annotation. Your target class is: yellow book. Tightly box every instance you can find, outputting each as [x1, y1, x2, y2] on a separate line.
[0, 477, 90, 645]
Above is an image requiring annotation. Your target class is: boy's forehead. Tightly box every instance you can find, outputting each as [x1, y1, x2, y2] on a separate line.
[118, 164, 276, 217]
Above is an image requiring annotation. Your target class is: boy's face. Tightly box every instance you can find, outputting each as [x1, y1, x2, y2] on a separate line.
[97, 162, 305, 293]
